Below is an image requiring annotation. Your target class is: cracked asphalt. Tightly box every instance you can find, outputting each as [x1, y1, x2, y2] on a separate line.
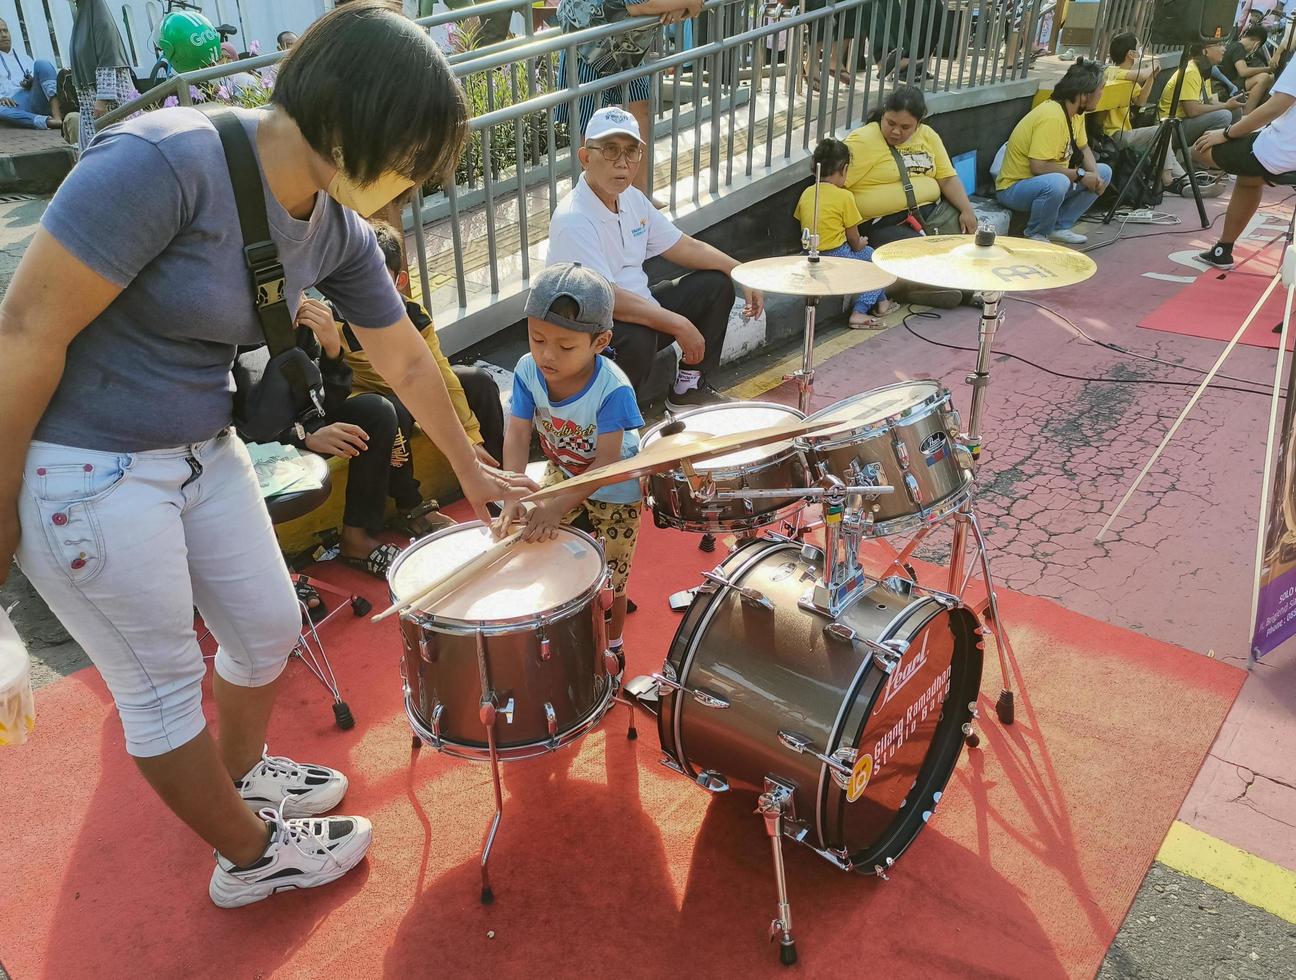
[3, 187, 1296, 978]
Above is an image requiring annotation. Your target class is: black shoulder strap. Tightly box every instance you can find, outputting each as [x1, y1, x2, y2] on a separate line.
[210, 108, 297, 357]
[887, 140, 924, 231]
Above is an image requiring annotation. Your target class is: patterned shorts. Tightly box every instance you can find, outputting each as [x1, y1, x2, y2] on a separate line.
[542, 463, 641, 595]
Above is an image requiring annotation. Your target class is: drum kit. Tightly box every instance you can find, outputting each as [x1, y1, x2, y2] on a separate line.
[380, 225, 1095, 966]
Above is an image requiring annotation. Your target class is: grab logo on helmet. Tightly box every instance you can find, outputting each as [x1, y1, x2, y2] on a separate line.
[190, 27, 219, 46]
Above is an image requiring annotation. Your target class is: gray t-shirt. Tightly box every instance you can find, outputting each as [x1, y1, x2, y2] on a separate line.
[37, 106, 407, 452]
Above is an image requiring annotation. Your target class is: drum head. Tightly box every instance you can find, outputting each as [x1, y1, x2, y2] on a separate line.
[642, 402, 804, 470]
[829, 601, 982, 868]
[388, 522, 604, 624]
[806, 380, 944, 430]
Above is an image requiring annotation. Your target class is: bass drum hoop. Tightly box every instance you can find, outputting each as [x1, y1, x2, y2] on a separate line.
[822, 600, 983, 872]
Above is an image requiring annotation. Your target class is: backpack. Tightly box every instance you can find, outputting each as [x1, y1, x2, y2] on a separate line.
[559, 0, 658, 72]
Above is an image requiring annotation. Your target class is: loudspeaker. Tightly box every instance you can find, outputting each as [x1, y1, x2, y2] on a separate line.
[1147, 0, 1235, 44]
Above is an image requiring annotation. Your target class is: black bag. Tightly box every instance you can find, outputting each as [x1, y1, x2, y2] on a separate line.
[209, 109, 326, 443]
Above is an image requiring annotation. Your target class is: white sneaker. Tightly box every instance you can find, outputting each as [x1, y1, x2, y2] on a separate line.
[1048, 228, 1088, 245]
[234, 747, 348, 818]
[210, 804, 373, 908]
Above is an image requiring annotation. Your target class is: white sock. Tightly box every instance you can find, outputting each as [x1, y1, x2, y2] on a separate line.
[673, 369, 701, 395]
[609, 637, 624, 651]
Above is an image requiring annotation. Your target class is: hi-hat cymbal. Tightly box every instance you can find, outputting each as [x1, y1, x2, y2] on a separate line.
[526, 414, 853, 501]
[731, 255, 897, 297]
[872, 234, 1097, 292]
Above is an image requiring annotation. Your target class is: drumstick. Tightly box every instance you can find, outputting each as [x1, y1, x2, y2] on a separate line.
[372, 529, 524, 622]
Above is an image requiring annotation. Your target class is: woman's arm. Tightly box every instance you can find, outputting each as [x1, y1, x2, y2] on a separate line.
[350, 318, 535, 522]
[0, 230, 124, 581]
[936, 175, 978, 233]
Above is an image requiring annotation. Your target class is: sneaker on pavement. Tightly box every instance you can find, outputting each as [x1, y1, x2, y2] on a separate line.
[1199, 245, 1234, 270]
[1048, 228, 1088, 245]
[235, 747, 348, 818]
[665, 383, 733, 415]
[210, 804, 373, 908]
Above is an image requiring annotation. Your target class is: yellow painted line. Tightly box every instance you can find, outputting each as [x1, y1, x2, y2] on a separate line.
[1157, 820, 1296, 925]
[728, 325, 885, 401]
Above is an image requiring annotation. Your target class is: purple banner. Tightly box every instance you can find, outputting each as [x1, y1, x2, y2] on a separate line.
[1252, 340, 1296, 658]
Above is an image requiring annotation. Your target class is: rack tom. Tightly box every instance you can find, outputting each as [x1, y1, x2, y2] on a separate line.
[391, 522, 617, 761]
[797, 381, 972, 536]
[642, 402, 808, 533]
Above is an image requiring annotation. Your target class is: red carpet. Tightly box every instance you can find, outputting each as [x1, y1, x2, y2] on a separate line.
[1138, 243, 1296, 350]
[0, 510, 1243, 980]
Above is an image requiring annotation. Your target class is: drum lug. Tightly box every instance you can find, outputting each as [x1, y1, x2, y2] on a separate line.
[418, 634, 436, 664]
[903, 472, 923, 506]
[430, 702, 444, 743]
[545, 702, 558, 738]
[652, 670, 730, 709]
[603, 650, 623, 677]
[892, 438, 910, 470]
[696, 770, 730, 792]
[480, 697, 515, 726]
[823, 622, 857, 644]
[701, 570, 774, 611]
[873, 857, 895, 881]
[800, 542, 823, 564]
[777, 729, 853, 780]
[828, 746, 858, 790]
[538, 635, 552, 661]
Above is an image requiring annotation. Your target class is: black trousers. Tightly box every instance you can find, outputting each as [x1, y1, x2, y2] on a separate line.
[333, 393, 412, 534]
[610, 269, 734, 393]
[453, 365, 506, 465]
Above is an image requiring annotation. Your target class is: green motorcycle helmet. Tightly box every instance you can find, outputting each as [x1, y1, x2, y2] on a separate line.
[157, 11, 221, 73]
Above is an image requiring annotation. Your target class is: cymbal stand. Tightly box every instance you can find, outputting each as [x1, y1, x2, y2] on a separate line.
[787, 165, 823, 413]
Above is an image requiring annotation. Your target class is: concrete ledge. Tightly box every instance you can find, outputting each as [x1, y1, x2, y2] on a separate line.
[0, 143, 74, 195]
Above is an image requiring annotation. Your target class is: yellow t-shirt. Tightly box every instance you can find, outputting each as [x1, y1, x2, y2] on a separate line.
[793, 182, 862, 251]
[1158, 60, 1208, 119]
[1102, 63, 1142, 135]
[843, 122, 957, 222]
[995, 100, 1088, 190]
[336, 297, 483, 445]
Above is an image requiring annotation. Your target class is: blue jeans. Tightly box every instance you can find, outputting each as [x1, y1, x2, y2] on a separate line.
[822, 241, 888, 314]
[996, 163, 1112, 238]
[0, 59, 57, 129]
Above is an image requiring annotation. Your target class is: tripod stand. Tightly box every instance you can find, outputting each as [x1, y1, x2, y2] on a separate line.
[1103, 45, 1211, 230]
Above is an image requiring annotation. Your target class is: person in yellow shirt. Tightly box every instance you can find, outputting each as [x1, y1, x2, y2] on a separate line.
[995, 59, 1111, 245]
[793, 138, 897, 327]
[1158, 40, 1242, 151]
[1103, 32, 1189, 194]
[330, 220, 506, 535]
[842, 85, 978, 246]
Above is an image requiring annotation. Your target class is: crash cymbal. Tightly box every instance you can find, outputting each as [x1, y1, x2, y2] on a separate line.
[731, 255, 897, 297]
[526, 413, 853, 501]
[871, 234, 1096, 293]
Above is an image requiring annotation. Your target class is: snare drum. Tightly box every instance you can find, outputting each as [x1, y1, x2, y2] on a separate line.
[641, 402, 808, 533]
[390, 522, 617, 761]
[797, 381, 972, 536]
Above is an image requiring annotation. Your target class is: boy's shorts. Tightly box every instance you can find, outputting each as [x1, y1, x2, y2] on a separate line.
[541, 463, 641, 596]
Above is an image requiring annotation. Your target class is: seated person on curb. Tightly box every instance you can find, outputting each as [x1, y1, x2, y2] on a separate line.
[842, 84, 979, 247]
[1194, 55, 1296, 271]
[546, 106, 763, 413]
[497, 263, 642, 664]
[1158, 40, 1244, 153]
[0, 18, 62, 130]
[795, 137, 896, 329]
[995, 59, 1112, 245]
[1223, 26, 1278, 114]
[1104, 31, 1191, 196]
[330, 219, 506, 531]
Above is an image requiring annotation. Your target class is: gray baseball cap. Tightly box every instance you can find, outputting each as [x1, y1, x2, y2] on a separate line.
[525, 262, 615, 334]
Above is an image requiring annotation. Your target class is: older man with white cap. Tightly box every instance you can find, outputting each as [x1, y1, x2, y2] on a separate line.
[546, 106, 763, 412]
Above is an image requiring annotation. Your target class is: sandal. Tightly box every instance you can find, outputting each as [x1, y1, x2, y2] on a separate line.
[340, 542, 404, 580]
[395, 500, 457, 538]
[849, 312, 881, 329]
[294, 576, 328, 624]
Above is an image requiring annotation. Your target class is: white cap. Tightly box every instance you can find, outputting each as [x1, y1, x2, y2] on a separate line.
[584, 106, 643, 144]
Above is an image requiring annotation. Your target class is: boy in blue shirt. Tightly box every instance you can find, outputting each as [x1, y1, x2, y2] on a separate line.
[498, 263, 643, 655]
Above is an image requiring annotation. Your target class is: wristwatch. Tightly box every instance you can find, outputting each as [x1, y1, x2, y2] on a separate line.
[1075, 167, 1087, 183]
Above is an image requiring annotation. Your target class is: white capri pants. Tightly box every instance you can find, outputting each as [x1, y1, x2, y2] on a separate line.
[17, 431, 301, 758]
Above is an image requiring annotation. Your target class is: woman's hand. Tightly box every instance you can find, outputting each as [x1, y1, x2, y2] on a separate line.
[473, 443, 501, 468]
[296, 297, 342, 359]
[1195, 128, 1229, 154]
[459, 458, 539, 525]
[92, 100, 109, 119]
[958, 207, 978, 234]
[304, 422, 368, 458]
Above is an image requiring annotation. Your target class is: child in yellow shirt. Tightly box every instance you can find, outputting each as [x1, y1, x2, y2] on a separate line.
[794, 138, 897, 328]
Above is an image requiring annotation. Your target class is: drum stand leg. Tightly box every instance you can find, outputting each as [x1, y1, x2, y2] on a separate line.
[756, 781, 798, 966]
[479, 708, 505, 905]
[612, 695, 639, 740]
[948, 504, 1016, 726]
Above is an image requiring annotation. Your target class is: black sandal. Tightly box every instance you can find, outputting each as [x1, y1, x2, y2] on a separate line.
[340, 542, 404, 579]
[294, 576, 328, 624]
[394, 500, 458, 538]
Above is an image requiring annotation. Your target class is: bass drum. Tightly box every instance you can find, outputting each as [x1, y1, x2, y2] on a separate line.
[657, 538, 983, 871]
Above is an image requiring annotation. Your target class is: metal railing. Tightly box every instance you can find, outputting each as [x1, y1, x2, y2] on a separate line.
[98, 0, 1045, 329]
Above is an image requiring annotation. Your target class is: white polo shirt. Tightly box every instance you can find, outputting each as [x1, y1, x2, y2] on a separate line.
[1254, 57, 1296, 175]
[546, 174, 683, 304]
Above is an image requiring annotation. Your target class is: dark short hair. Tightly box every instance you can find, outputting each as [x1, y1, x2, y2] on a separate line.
[1248, 7, 1264, 16]
[1109, 31, 1138, 66]
[868, 84, 928, 125]
[812, 137, 851, 178]
[1244, 25, 1269, 41]
[1052, 58, 1104, 104]
[370, 219, 404, 275]
[272, 0, 468, 185]
[277, 30, 295, 47]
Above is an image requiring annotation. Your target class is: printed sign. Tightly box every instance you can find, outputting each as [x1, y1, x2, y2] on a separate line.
[1252, 344, 1296, 658]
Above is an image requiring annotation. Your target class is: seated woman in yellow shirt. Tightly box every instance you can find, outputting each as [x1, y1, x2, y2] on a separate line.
[995, 59, 1111, 245]
[842, 85, 978, 246]
[793, 137, 896, 328]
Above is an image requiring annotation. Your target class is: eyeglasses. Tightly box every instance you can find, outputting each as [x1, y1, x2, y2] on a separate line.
[586, 142, 644, 163]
